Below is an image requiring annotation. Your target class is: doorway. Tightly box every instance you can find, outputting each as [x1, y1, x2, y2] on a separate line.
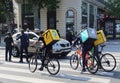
[47, 10, 56, 29]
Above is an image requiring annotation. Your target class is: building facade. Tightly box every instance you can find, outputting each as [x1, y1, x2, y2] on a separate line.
[13, 0, 105, 38]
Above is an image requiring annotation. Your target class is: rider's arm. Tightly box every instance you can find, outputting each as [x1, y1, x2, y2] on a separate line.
[30, 41, 38, 47]
[30, 36, 44, 47]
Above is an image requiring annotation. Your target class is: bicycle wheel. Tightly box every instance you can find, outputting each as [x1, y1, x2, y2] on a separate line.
[46, 58, 60, 75]
[29, 54, 37, 73]
[70, 54, 79, 70]
[86, 56, 98, 74]
[100, 53, 116, 72]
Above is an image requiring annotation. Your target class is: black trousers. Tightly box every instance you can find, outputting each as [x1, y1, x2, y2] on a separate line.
[94, 46, 101, 66]
[5, 45, 12, 61]
[82, 44, 93, 69]
[41, 46, 52, 67]
[20, 46, 28, 62]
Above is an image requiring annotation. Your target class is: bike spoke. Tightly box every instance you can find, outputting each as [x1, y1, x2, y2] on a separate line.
[101, 53, 116, 72]
[47, 59, 60, 75]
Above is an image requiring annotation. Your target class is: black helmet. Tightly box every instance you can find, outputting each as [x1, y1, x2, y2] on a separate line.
[7, 32, 11, 36]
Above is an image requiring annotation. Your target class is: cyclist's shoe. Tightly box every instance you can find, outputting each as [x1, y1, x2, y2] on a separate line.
[19, 60, 23, 63]
[38, 66, 44, 71]
[80, 69, 86, 74]
[98, 66, 102, 69]
[26, 59, 29, 63]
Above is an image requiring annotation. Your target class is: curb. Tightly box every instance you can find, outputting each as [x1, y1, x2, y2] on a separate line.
[0, 47, 5, 50]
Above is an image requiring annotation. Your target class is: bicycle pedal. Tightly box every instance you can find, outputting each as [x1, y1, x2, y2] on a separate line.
[45, 66, 47, 68]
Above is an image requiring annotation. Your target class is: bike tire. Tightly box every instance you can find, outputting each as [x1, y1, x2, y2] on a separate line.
[100, 53, 116, 72]
[70, 54, 79, 70]
[29, 55, 37, 73]
[86, 56, 98, 74]
[47, 58, 60, 75]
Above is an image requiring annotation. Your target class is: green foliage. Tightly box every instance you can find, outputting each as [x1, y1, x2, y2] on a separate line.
[0, 0, 11, 23]
[30, 0, 60, 10]
[0, 12, 6, 23]
[104, 0, 120, 18]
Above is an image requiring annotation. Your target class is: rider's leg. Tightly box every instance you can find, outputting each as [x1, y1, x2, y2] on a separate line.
[94, 46, 101, 68]
[39, 50, 47, 71]
[82, 48, 87, 72]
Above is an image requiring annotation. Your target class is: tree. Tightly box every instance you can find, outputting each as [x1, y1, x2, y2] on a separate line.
[104, 0, 120, 18]
[0, 0, 13, 22]
[27, 0, 60, 29]
[30, 0, 60, 10]
[0, 0, 14, 33]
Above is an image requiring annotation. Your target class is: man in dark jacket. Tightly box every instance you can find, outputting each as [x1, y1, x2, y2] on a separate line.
[17, 30, 29, 63]
[30, 31, 52, 71]
[4, 32, 14, 61]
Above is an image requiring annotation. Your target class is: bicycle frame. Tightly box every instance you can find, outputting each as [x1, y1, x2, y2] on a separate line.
[75, 48, 89, 60]
[70, 46, 98, 74]
[29, 46, 60, 75]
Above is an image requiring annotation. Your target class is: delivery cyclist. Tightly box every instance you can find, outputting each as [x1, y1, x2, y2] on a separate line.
[31, 31, 52, 71]
[72, 27, 95, 73]
[81, 41, 94, 72]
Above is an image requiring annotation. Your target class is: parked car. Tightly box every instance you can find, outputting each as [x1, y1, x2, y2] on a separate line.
[12, 31, 71, 57]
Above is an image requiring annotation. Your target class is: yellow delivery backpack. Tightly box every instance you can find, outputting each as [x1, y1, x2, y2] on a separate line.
[94, 30, 106, 46]
[42, 29, 60, 45]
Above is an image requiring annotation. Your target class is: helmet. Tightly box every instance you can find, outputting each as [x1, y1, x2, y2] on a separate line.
[7, 32, 11, 36]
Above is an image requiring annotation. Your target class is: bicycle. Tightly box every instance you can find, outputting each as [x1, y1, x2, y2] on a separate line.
[28, 46, 60, 75]
[70, 44, 98, 74]
[96, 44, 116, 72]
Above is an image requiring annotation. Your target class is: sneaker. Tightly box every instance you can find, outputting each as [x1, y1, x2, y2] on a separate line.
[38, 66, 44, 71]
[98, 66, 102, 69]
[81, 69, 86, 73]
[19, 61, 23, 63]
[26, 60, 29, 63]
[9, 60, 12, 62]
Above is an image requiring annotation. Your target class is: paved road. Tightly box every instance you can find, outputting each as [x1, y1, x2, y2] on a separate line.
[0, 46, 120, 83]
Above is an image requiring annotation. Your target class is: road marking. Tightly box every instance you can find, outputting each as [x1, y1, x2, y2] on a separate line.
[0, 73, 64, 83]
[3, 61, 115, 77]
[56, 73, 110, 83]
[0, 52, 117, 83]
[0, 65, 111, 83]
[4, 61, 29, 67]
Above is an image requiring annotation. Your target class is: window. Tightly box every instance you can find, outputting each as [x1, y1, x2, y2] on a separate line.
[28, 33, 37, 39]
[89, 5, 94, 28]
[66, 10, 74, 18]
[16, 34, 21, 39]
[82, 2, 87, 15]
[81, 2, 88, 27]
[66, 9, 76, 38]
[22, 4, 33, 14]
[66, 10, 75, 31]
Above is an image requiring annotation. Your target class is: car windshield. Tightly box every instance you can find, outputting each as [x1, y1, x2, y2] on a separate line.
[28, 33, 37, 39]
[16, 34, 21, 38]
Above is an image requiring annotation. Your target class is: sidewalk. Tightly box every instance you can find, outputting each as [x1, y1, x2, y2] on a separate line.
[0, 35, 5, 50]
[0, 44, 5, 50]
